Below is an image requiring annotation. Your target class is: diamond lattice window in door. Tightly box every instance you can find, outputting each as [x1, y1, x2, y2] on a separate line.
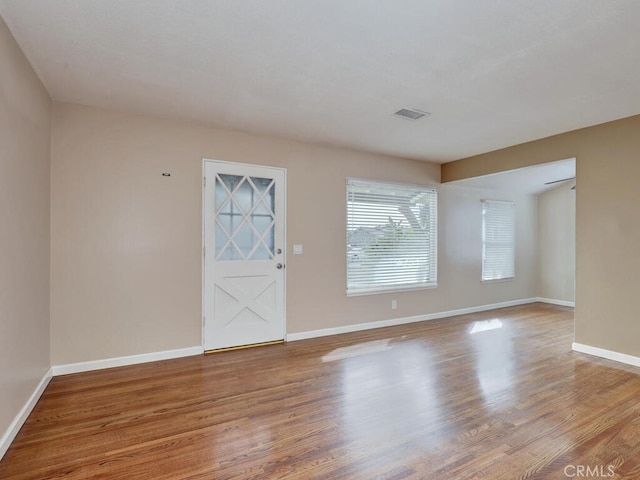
[215, 174, 276, 261]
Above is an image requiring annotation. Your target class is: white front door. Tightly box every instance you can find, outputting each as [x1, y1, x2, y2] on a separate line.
[203, 160, 286, 351]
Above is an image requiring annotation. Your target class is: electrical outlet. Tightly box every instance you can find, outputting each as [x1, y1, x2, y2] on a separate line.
[293, 244, 303, 255]
[391, 299, 397, 310]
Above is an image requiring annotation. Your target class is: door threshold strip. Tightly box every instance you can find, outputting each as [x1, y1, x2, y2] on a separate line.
[205, 339, 284, 354]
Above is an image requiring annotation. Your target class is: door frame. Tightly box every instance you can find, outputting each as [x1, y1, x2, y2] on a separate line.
[201, 158, 287, 350]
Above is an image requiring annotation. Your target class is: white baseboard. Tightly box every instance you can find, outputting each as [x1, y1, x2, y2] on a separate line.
[572, 343, 640, 368]
[0, 368, 53, 461]
[287, 297, 538, 342]
[52, 346, 204, 376]
[537, 297, 575, 307]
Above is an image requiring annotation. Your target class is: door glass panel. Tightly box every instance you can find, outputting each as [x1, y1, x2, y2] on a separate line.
[215, 224, 243, 260]
[234, 222, 257, 257]
[217, 213, 243, 237]
[263, 184, 275, 213]
[215, 224, 229, 252]
[234, 179, 254, 214]
[218, 200, 233, 215]
[214, 173, 276, 261]
[251, 176, 273, 193]
[253, 201, 271, 217]
[221, 242, 244, 261]
[215, 177, 230, 214]
[251, 215, 272, 235]
[219, 174, 243, 192]
[219, 201, 232, 215]
[250, 244, 271, 260]
[262, 225, 275, 254]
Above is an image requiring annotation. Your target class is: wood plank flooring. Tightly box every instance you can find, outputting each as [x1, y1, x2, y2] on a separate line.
[3, 303, 640, 479]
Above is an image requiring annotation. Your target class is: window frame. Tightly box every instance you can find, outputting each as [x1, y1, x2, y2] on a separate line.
[481, 199, 516, 282]
[346, 178, 438, 296]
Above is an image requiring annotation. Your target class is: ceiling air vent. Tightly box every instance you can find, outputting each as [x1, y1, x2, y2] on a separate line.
[394, 108, 430, 120]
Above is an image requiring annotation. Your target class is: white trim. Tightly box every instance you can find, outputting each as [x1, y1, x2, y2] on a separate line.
[481, 277, 515, 284]
[0, 368, 53, 460]
[572, 343, 640, 368]
[202, 160, 207, 351]
[346, 283, 438, 297]
[282, 168, 288, 342]
[287, 298, 537, 342]
[52, 346, 204, 376]
[537, 297, 575, 307]
[346, 176, 440, 191]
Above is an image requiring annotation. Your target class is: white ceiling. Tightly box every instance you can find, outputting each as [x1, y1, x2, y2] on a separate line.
[449, 158, 575, 195]
[1, 1, 640, 163]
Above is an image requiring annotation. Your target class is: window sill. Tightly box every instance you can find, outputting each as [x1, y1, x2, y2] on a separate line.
[481, 276, 515, 284]
[346, 283, 438, 297]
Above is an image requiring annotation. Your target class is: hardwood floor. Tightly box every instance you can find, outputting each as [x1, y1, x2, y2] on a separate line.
[3, 303, 640, 479]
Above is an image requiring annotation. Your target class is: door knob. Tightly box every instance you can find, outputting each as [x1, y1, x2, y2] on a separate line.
[276, 263, 284, 269]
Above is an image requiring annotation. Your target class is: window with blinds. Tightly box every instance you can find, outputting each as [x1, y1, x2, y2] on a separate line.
[346, 178, 438, 295]
[482, 200, 515, 281]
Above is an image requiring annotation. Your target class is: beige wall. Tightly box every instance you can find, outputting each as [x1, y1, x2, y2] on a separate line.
[50, 102, 538, 365]
[441, 132, 580, 183]
[537, 184, 575, 303]
[0, 17, 51, 441]
[443, 114, 640, 357]
[439, 185, 537, 308]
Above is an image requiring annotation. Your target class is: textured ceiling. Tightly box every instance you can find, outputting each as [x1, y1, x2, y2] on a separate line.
[1, 1, 640, 163]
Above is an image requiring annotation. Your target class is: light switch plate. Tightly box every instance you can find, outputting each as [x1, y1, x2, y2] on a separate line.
[293, 244, 303, 255]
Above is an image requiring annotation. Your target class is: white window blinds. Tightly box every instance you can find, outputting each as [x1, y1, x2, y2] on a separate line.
[482, 200, 515, 281]
[347, 178, 438, 295]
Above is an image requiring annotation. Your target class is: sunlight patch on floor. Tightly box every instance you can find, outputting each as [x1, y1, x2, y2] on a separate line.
[469, 319, 503, 334]
[322, 339, 393, 362]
